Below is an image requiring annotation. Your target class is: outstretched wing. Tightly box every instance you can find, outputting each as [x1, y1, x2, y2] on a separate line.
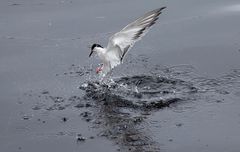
[106, 7, 166, 70]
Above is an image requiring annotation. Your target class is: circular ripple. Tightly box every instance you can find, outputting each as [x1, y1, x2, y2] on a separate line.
[80, 75, 198, 109]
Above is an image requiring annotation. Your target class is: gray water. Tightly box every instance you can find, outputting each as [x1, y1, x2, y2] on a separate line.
[1, 0, 240, 152]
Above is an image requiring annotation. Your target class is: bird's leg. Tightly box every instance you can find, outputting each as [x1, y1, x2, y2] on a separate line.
[96, 67, 101, 74]
[96, 64, 103, 74]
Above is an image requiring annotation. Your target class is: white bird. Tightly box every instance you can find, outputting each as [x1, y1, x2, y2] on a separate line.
[89, 7, 166, 77]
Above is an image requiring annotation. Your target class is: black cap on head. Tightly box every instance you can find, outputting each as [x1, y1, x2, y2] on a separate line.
[89, 43, 103, 57]
[91, 44, 103, 51]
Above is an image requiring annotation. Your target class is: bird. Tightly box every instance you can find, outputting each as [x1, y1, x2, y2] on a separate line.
[89, 7, 166, 77]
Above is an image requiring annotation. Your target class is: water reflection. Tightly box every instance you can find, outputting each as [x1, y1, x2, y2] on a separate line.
[79, 74, 200, 151]
[97, 100, 160, 152]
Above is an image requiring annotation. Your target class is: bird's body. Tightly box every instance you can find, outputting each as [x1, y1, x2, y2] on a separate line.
[89, 7, 166, 77]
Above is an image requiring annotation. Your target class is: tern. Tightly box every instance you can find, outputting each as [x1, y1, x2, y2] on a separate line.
[89, 7, 166, 77]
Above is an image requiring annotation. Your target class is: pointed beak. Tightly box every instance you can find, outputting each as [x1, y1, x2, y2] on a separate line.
[89, 50, 93, 57]
[88, 45, 93, 57]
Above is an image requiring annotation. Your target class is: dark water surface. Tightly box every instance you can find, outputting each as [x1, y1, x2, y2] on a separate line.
[1, 0, 240, 152]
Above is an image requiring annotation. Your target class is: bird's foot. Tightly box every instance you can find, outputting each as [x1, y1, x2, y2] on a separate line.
[96, 66, 103, 74]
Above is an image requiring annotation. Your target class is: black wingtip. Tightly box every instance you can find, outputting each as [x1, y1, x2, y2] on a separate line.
[160, 6, 167, 11]
[154, 7, 166, 14]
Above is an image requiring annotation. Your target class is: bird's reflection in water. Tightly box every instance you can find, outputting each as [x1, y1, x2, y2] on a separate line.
[80, 75, 199, 151]
[96, 97, 160, 152]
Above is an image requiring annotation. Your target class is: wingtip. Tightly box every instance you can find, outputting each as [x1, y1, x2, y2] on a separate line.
[151, 7, 166, 16]
[158, 6, 167, 12]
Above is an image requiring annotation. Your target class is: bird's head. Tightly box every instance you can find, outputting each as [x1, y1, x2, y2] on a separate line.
[89, 43, 103, 57]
